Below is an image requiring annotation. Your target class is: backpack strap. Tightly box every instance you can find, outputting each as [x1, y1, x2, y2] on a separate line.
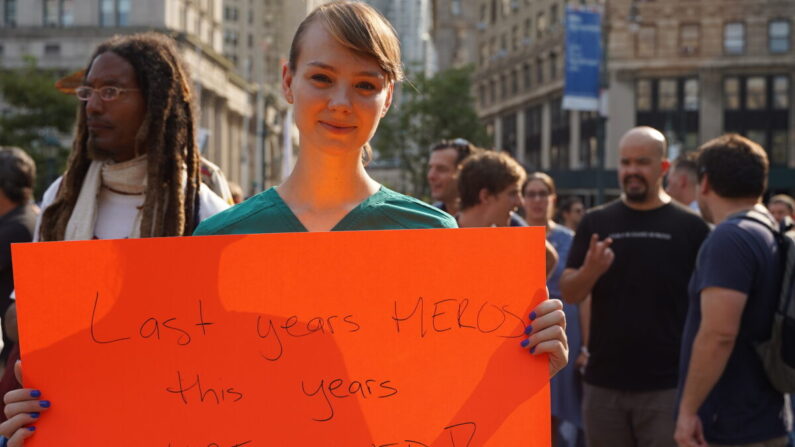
[727, 206, 793, 315]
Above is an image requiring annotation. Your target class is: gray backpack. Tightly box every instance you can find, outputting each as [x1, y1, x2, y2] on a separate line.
[736, 209, 795, 393]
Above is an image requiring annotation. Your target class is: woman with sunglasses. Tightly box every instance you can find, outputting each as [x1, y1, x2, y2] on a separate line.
[523, 172, 589, 447]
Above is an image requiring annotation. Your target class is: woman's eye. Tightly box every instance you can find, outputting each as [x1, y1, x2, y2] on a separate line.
[311, 74, 332, 83]
[356, 82, 377, 91]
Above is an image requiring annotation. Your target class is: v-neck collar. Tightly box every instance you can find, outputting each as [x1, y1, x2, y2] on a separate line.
[268, 186, 385, 232]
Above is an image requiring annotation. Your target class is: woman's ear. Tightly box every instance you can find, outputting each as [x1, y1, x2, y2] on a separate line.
[282, 62, 294, 104]
[381, 82, 394, 118]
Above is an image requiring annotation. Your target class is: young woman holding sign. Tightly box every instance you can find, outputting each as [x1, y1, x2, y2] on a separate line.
[0, 2, 567, 444]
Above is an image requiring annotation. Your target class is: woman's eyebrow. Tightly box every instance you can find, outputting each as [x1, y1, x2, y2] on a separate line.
[306, 61, 383, 78]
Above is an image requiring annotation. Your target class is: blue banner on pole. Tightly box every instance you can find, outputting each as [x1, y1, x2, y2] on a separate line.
[563, 7, 602, 111]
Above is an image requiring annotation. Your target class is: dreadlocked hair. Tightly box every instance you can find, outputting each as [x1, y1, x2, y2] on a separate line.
[40, 32, 201, 241]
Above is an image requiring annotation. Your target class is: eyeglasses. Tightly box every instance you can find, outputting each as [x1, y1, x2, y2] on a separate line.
[431, 138, 472, 151]
[75, 86, 140, 102]
[524, 190, 550, 200]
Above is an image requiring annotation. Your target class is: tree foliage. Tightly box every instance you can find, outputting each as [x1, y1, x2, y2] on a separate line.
[372, 65, 489, 197]
[0, 57, 77, 198]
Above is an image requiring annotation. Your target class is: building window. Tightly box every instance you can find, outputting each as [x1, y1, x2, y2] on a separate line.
[44, 43, 60, 56]
[636, 78, 700, 152]
[525, 105, 542, 169]
[479, 84, 487, 107]
[62, 0, 75, 26]
[549, 52, 557, 80]
[769, 20, 790, 53]
[724, 22, 745, 55]
[118, 0, 129, 26]
[100, 0, 129, 27]
[2, 0, 17, 27]
[636, 79, 652, 111]
[580, 111, 599, 168]
[451, 0, 461, 16]
[510, 69, 518, 95]
[550, 97, 570, 170]
[773, 75, 789, 109]
[679, 24, 699, 56]
[524, 17, 532, 40]
[523, 63, 531, 90]
[536, 56, 544, 85]
[724, 75, 791, 166]
[490, 0, 497, 24]
[43, 0, 58, 26]
[684, 79, 699, 111]
[724, 77, 740, 110]
[536, 12, 546, 39]
[771, 131, 788, 166]
[550, 4, 558, 29]
[502, 113, 518, 156]
[511, 25, 518, 51]
[746, 77, 766, 110]
[637, 26, 656, 57]
[658, 79, 678, 111]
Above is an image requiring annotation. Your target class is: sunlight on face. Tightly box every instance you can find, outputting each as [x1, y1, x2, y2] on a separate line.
[283, 21, 393, 158]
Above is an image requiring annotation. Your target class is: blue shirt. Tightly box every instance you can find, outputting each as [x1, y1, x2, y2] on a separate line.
[678, 212, 787, 444]
[547, 224, 574, 299]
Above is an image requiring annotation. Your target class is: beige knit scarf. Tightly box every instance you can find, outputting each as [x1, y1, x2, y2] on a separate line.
[64, 155, 148, 240]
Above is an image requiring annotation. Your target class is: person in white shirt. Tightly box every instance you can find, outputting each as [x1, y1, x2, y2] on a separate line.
[0, 32, 229, 446]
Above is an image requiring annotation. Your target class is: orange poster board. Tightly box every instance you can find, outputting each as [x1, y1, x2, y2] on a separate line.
[13, 227, 550, 446]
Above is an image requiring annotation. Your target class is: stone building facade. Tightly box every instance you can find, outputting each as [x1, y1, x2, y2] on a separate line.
[606, 0, 795, 195]
[474, 0, 795, 201]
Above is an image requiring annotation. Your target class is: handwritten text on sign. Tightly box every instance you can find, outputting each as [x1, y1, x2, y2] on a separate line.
[13, 227, 550, 446]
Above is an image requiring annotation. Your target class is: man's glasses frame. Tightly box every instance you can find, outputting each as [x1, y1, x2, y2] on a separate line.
[75, 86, 140, 102]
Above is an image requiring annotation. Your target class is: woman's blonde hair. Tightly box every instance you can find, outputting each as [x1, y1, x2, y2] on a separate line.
[288, 1, 404, 83]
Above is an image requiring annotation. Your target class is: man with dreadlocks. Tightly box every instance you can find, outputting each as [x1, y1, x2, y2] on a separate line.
[36, 32, 228, 241]
[0, 32, 229, 431]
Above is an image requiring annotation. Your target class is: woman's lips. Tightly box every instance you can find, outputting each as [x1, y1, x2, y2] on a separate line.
[319, 121, 356, 134]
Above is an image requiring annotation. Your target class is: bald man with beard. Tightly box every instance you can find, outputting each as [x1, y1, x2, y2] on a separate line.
[560, 127, 710, 447]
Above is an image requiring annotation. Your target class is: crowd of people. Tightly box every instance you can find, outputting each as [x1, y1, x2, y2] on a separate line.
[0, 1, 793, 446]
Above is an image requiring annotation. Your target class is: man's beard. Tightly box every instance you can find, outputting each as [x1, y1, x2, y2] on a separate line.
[623, 175, 649, 203]
[87, 136, 113, 161]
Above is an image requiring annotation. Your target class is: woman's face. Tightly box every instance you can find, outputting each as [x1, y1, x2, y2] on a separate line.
[522, 179, 554, 222]
[282, 21, 394, 157]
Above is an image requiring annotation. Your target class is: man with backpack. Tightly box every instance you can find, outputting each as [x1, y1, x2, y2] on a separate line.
[675, 134, 793, 447]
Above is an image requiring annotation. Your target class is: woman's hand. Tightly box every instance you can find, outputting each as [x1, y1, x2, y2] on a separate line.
[520, 298, 568, 377]
[0, 361, 47, 447]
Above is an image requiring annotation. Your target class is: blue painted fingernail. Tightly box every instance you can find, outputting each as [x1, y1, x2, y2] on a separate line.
[520, 339, 530, 348]
[524, 325, 533, 335]
[29, 412, 39, 419]
[530, 311, 537, 320]
[39, 401, 50, 408]
[530, 347, 536, 354]
[30, 390, 41, 398]
[28, 426, 36, 432]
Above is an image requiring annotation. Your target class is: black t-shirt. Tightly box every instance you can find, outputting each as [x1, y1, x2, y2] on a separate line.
[677, 213, 787, 444]
[0, 203, 36, 312]
[566, 199, 709, 391]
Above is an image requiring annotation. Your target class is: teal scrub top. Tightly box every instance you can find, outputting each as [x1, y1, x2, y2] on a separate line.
[193, 186, 457, 235]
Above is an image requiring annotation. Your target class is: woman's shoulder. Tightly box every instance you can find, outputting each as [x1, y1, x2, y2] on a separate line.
[549, 223, 574, 239]
[366, 187, 458, 229]
[194, 187, 282, 235]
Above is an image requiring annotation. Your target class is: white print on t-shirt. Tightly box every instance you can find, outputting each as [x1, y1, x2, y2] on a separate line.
[608, 231, 672, 241]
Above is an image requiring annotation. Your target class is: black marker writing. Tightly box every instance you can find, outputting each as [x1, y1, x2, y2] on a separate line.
[165, 370, 244, 405]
